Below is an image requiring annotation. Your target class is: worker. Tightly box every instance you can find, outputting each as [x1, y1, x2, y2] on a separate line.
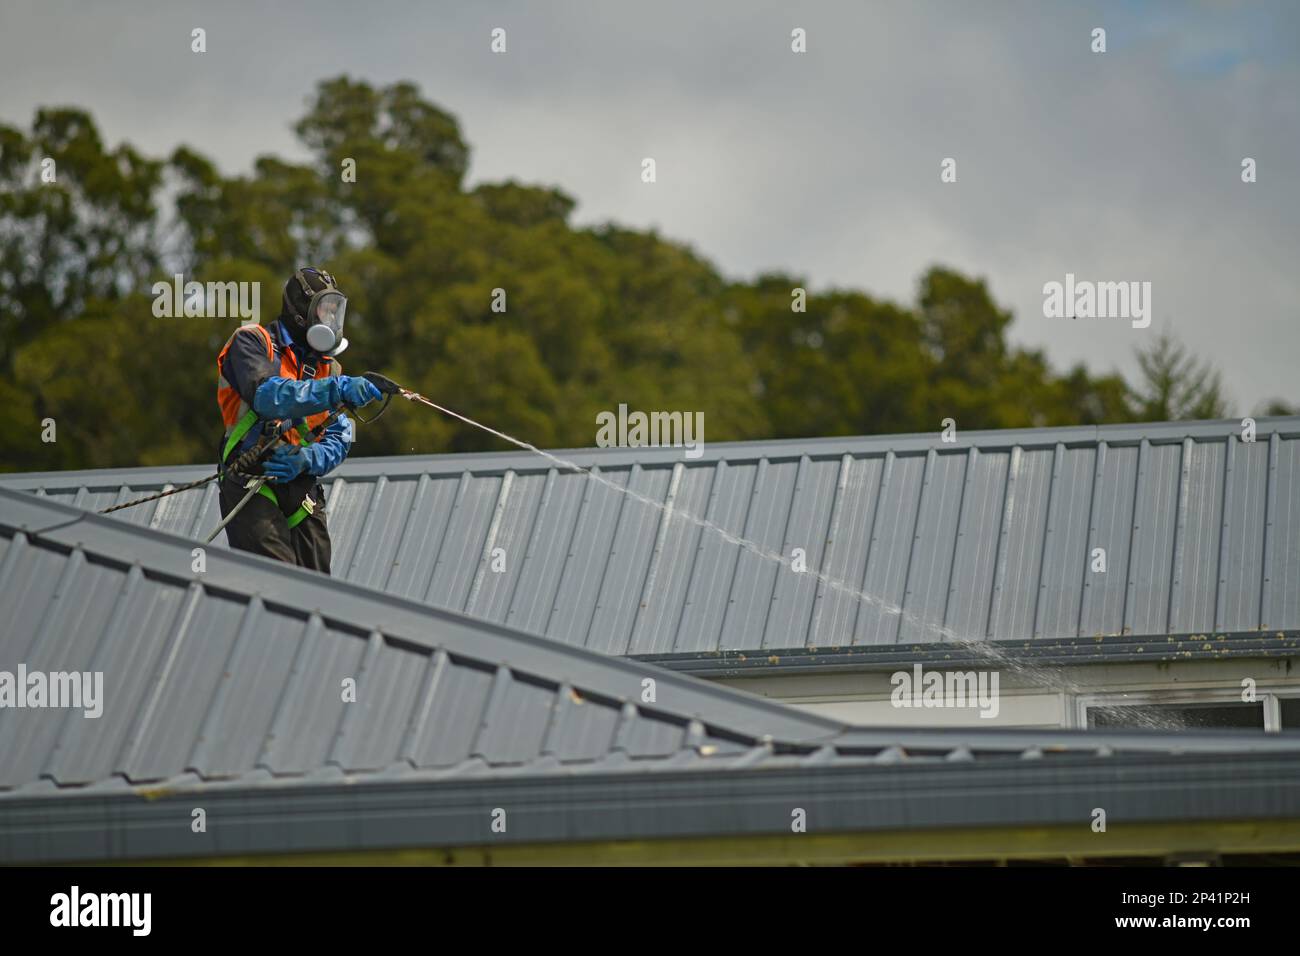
[214, 267, 381, 572]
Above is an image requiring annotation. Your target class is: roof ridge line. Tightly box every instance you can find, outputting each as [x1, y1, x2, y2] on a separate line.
[5, 415, 1300, 487]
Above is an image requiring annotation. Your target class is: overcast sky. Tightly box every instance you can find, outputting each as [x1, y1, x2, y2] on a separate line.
[3, 0, 1297, 412]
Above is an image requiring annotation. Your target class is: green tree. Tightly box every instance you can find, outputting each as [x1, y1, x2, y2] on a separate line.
[0, 109, 164, 470]
[1256, 399, 1297, 416]
[1, 79, 1285, 475]
[1129, 331, 1228, 421]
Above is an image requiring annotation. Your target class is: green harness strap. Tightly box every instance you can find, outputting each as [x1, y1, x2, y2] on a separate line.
[221, 409, 260, 464]
[256, 484, 313, 529]
[223, 409, 316, 529]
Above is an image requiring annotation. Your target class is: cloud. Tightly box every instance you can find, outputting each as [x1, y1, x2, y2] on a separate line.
[2, 0, 1296, 410]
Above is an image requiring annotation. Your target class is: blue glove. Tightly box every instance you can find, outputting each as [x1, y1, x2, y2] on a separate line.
[340, 376, 382, 408]
[262, 444, 309, 482]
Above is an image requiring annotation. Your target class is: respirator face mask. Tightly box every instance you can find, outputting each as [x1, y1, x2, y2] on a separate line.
[288, 269, 349, 357]
[304, 290, 348, 355]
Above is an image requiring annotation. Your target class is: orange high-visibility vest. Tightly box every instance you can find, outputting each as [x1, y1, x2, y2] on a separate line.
[216, 324, 338, 449]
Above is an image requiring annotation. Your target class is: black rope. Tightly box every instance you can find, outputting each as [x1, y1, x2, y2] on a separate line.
[98, 473, 219, 515]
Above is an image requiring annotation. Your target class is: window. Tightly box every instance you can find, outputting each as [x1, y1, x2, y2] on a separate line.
[1076, 687, 1300, 732]
[1280, 697, 1300, 732]
[1088, 700, 1264, 731]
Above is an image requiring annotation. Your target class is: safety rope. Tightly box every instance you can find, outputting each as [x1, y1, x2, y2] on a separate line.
[98, 473, 219, 514]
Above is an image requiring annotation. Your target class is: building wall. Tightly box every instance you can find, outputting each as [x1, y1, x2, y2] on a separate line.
[716, 656, 1300, 730]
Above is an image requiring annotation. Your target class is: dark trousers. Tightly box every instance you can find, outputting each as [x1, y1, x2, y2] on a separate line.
[217, 472, 332, 574]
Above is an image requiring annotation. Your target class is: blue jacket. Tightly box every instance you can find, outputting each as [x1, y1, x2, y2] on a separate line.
[217, 320, 354, 477]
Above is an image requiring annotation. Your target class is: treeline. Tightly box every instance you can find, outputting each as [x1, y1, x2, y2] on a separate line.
[0, 77, 1285, 473]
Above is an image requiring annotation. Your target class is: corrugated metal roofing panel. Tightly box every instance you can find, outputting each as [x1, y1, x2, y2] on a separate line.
[502, 469, 584, 636]
[587, 464, 673, 656]
[762, 455, 837, 650]
[189, 601, 307, 779]
[542, 687, 621, 761]
[719, 457, 799, 651]
[1219, 437, 1268, 630]
[1268, 433, 1300, 628]
[1034, 445, 1094, 639]
[472, 668, 558, 765]
[674, 460, 755, 653]
[4, 418, 1298, 664]
[1124, 440, 1180, 636]
[945, 448, 1004, 640]
[387, 473, 460, 602]
[330, 630, 431, 773]
[902, 449, 965, 643]
[625, 462, 712, 656]
[856, 451, 925, 645]
[548, 466, 630, 647]
[1080, 441, 1139, 636]
[12, 488, 1300, 864]
[0, 487, 847, 796]
[407, 655, 495, 769]
[989, 446, 1051, 639]
[117, 584, 248, 782]
[620, 711, 686, 758]
[808, 454, 884, 647]
[464, 470, 544, 623]
[258, 615, 369, 775]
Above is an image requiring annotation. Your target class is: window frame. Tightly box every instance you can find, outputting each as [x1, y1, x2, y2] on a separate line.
[1073, 684, 1289, 732]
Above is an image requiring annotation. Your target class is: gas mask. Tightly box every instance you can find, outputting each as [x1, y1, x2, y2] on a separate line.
[288, 269, 349, 357]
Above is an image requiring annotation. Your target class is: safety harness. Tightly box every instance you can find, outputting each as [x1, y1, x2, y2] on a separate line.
[221, 409, 316, 529]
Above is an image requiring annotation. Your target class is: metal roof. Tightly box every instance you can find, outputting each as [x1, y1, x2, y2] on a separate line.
[3, 417, 1298, 671]
[5, 486, 1300, 863]
[0, 487, 844, 800]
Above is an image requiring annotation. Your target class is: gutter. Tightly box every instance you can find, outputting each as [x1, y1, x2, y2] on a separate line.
[5, 750, 1300, 864]
[638, 631, 1300, 677]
